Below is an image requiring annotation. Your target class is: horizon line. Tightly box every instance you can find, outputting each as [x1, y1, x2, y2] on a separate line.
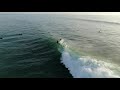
[0, 12, 120, 15]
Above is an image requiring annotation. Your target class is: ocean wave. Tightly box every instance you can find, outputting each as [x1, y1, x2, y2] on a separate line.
[78, 18, 120, 25]
[66, 17, 120, 25]
[58, 39, 120, 78]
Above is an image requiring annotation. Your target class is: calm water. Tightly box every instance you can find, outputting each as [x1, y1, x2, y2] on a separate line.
[0, 14, 120, 78]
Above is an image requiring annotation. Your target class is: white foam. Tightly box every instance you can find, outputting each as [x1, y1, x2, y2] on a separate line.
[59, 39, 68, 48]
[58, 39, 120, 78]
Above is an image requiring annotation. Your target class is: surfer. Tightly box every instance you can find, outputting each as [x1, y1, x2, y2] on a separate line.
[57, 39, 62, 43]
[0, 37, 3, 39]
[18, 34, 22, 35]
[98, 30, 102, 33]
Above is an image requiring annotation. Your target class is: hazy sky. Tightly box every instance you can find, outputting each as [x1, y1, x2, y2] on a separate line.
[0, 12, 120, 15]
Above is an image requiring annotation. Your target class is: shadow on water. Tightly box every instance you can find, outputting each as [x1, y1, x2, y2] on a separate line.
[0, 34, 72, 78]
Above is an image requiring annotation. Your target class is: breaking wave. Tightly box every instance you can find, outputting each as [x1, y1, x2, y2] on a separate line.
[58, 39, 120, 78]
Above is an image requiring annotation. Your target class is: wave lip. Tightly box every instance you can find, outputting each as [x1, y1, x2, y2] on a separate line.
[58, 39, 120, 78]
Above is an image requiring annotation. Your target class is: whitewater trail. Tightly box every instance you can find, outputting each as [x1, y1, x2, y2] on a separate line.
[58, 39, 120, 78]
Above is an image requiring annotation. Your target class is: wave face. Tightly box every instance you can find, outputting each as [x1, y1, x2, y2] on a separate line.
[58, 39, 120, 78]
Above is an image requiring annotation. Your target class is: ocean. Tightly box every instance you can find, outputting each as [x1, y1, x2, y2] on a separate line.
[0, 13, 120, 78]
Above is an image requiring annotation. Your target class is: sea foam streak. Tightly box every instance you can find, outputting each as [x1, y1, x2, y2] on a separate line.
[58, 39, 120, 78]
